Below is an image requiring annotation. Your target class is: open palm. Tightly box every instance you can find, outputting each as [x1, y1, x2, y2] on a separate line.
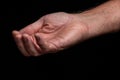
[12, 12, 88, 56]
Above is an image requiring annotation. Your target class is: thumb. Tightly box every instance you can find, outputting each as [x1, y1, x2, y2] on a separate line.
[19, 18, 44, 35]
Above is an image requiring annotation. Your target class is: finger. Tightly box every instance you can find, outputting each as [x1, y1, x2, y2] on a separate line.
[12, 30, 30, 56]
[22, 34, 41, 56]
[20, 18, 44, 35]
[34, 33, 48, 53]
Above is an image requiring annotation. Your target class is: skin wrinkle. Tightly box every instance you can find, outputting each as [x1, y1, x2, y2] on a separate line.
[22, 35, 32, 55]
[29, 34, 42, 54]
[12, 0, 120, 56]
[40, 12, 73, 34]
[49, 36, 65, 51]
[35, 35, 48, 52]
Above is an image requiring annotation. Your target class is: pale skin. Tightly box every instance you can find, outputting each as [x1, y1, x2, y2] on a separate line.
[12, 0, 120, 56]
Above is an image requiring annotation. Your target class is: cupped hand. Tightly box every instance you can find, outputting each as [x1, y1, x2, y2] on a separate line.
[12, 12, 88, 56]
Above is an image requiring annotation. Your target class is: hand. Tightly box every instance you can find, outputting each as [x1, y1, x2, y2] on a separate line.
[12, 12, 88, 56]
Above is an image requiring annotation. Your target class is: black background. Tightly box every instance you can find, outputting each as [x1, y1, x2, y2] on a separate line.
[1, 0, 120, 79]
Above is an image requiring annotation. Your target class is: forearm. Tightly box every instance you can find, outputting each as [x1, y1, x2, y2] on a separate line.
[76, 0, 120, 38]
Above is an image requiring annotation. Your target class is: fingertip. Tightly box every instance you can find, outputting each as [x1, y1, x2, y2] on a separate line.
[22, 34, 29, 37]
[12, 30, 19, 35]
[12, 31, 22, 40]
[12, 30, 21, 38]
[34, 33, 40, 37]
[22, 34, 29, 41]
[34, 33, 40, 40]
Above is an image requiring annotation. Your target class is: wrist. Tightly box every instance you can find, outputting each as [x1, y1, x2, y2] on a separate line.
[73, 0, 120, 38]
[73, 12, 105, 38]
